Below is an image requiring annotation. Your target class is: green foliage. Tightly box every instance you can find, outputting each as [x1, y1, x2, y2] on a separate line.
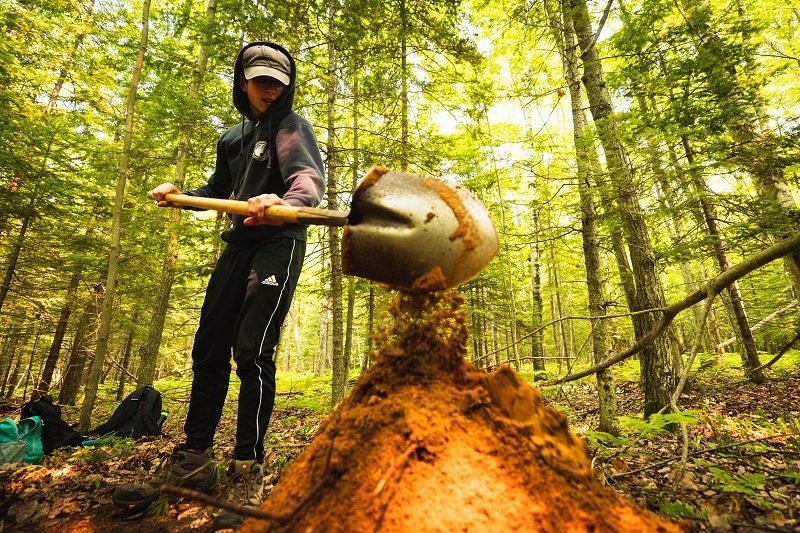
[582, 430, 631, 448]
[659, 499, 704, 521]
[276, 372, 333, 414]
[775, 416, 800, 438]
[264, 439, 303, 473]
[779, 467, 800, 485]
[65, 437, 136, 465]
[618, 411, 700, 438]
[146, 493, 169, 517]
[707, 467, 766, 495]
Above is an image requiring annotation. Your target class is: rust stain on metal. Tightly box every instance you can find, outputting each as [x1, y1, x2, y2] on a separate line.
[359, 165, 389, 190]
[422, 177, 478, 251]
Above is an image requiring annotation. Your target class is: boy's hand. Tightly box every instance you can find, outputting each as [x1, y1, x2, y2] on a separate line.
[244, 193, 287, 226]
[147, 183, 180, 207]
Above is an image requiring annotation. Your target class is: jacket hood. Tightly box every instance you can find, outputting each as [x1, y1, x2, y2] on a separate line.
[232, 41, 296, 123]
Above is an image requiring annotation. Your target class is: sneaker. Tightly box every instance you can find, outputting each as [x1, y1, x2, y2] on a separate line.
[113, 446, 217, 514]
[211, 459, 265, 531]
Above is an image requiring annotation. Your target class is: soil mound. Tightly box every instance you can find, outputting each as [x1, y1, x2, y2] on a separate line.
[240, 291, 682, 532]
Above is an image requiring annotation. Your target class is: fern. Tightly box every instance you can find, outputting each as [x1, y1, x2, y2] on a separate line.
[617, 411, 700, 437]
[659, 499, 704, 520]
[708, 466, 766, 495]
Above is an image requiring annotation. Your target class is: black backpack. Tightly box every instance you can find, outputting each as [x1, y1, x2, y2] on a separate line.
[92, 385, 166, 439]
[21, 395, 86, 454]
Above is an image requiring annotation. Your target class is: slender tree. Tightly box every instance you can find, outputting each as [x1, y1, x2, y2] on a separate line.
[136, 0, 217, 387]
[569, 0, 679, 416]
[80, 0, 152, 430]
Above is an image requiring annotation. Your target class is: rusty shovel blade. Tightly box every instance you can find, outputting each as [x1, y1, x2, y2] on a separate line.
[343, 166, 499, 292]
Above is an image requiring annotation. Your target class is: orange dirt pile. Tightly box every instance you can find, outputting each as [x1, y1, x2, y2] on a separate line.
[240, 291, 682, 532]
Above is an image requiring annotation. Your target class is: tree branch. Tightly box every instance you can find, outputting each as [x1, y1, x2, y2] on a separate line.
[540, 231, 800, 387]
[580, 0, 615, 60]
[751, 329, 800, 372]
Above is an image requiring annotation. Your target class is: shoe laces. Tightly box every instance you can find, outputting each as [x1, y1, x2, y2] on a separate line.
[224, 462, 263, 506]
[154, 448, 212, 485]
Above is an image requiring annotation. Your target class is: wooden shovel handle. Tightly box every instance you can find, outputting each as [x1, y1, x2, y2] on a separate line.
[163, 193, 348, 227]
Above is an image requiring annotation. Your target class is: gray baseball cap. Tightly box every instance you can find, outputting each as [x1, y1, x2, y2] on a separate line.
[242, 45, 291, 85]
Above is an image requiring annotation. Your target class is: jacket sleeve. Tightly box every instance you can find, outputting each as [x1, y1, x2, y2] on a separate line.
[275, 121, 326, 208]
[183, 133, 233, 200]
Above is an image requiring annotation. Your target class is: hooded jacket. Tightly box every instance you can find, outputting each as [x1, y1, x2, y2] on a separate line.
[184, 42, 325, 247]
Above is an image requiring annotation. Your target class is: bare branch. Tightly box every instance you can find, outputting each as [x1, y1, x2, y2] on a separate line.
[751, 329, 800, 373]
[580, 0, 615, 60]
[540, 231, 800, 386]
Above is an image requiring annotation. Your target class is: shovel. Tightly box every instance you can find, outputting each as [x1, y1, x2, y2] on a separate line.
[163, 166, 499, 292]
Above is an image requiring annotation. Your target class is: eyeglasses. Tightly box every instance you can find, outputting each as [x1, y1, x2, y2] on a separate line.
[249, 77, 285, 89]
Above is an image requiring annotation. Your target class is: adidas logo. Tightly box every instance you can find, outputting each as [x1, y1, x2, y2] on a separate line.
[262, 275, 279, 286]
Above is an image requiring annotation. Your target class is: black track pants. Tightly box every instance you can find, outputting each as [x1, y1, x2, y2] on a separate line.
[183, 237, 305, 462]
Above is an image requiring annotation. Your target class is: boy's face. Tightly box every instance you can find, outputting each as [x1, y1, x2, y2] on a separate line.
[240, 76, 286, 119]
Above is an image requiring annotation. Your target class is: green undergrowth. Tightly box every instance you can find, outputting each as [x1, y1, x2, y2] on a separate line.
[274, 371, 334, 414]
[521, 348, 800, 529]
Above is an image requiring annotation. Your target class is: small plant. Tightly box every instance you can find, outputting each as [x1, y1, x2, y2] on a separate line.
[146, 493, 169, 517]
[778, 467, 800, 485]
[215, 463, 228, 488]
[67, 436, 136, 465]
[707, 466, 766, 495]
[269, 448, 300, 473]
[281, 415, 298, 429]
[659, 499, 704, 520]
[583, 430, 630, 449]
[618, 411, 700, 438]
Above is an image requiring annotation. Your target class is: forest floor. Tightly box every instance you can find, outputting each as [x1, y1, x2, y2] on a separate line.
[0, 361, 798, 532]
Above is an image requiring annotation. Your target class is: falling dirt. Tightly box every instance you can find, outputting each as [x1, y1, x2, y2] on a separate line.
[410, 266, 448, 293]
[239, 291, 683, 532]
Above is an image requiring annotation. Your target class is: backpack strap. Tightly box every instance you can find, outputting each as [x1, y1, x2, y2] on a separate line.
[138, 386, 163, 436]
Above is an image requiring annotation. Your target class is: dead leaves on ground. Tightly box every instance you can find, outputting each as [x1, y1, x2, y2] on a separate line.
[567, 373, 800, 531]
[0, 406, 322, 532]
[0, 373, 797, 532]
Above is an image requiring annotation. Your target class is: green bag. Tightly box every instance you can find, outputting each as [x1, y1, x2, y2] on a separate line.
[0, 418, 26, 463]
[18, 416, 43, 464]
[0, 416, 43, 464]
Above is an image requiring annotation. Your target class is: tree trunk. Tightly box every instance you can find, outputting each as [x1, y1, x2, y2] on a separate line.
[552, 0, 617, 433]
[681, 136, 765, 382]
[5, 355, 22, 399]
[79, 0, 151, 431]
[292, 312, 304, 372]
[36, 273, 80, 394]
[364, 285, 375, 371]
[399, 0, 409, 170]
[570, 0, 678, 416]
[327, 0, 346, 406]
[22, 316, 43, 403]
[59, 282, 104, 405]
[530, 234, 545, 372]
[0, 327, 23, 396]
[0, 187, 39, 316]
[549, 282, 565, 370]
[116, 320, 136, 401]
[137, 0, 215, 387]
[344, 277, 356, 372]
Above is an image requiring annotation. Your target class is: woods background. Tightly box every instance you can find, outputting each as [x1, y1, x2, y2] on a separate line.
[0, 0, 798, 433]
